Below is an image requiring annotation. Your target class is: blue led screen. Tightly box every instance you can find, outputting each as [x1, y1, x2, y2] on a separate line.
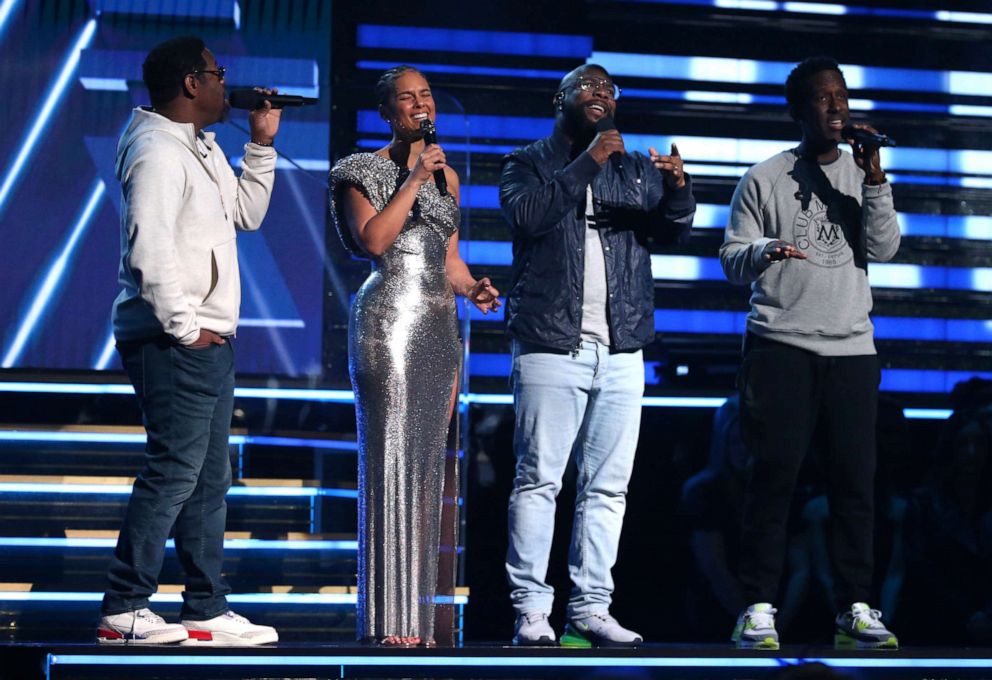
[2, 2, 990, 390]
[0, 1, 329, 376]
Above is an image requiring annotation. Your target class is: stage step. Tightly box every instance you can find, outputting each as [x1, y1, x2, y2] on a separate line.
[0, 422, 465, 646]
[0, 425, 358, 479]
[0, 530, 359, 589]
[0, 474, 357, 534]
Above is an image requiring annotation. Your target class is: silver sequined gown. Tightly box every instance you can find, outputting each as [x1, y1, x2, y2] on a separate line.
[329, 153, 460, 642]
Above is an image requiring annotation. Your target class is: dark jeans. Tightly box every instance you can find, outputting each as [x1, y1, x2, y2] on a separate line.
[737, 334, 879, 612]
[102, 335, 235, 620]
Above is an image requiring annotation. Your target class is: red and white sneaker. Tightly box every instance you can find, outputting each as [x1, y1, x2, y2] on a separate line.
[181, 610, 279, 646]
[97, 608, 189, 644]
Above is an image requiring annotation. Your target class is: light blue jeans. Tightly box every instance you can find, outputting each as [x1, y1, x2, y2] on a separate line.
[506, 340, 644, 620]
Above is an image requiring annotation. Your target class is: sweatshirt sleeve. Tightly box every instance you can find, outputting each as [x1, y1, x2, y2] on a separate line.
[499, 149, 602, 240]
[862, 181, 900, 262]
[720, 169, 775, 285]
[122, 144, 200, 344]
[232, 141, 278, 232]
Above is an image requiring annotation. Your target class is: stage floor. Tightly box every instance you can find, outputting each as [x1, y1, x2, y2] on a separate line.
[4, 642, 992, 680]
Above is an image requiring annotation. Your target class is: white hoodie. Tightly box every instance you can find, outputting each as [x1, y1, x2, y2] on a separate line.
[112, 107, 276, 345]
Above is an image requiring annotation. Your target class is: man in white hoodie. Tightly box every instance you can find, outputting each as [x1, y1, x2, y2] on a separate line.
[97, 36, 281, 646]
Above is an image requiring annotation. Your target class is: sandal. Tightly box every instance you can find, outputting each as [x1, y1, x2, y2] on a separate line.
[374, 635, 416, 648]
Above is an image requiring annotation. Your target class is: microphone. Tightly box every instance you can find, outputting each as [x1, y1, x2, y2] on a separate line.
[595, 115, 624, 175]
[841, 124, 896, 147]
[419, 118, 448, 196]
[228, 89, 318, 110]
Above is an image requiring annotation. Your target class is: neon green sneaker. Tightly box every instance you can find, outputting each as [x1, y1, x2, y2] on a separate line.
[732, 603, 779, 650]
[560, 613, 642, 648]
[835, 603, 898, 650]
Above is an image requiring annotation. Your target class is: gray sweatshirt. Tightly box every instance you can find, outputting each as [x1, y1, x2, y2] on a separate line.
[720, 148, 900, 356]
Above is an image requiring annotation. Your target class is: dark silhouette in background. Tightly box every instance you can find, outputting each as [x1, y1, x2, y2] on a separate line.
[901, 378, 992, 645]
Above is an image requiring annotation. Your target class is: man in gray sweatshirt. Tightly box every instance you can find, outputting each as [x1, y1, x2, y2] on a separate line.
[720, 56, 900, 651]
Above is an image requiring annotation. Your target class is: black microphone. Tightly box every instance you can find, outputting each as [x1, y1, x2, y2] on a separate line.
[841, 124, 896, 147]
[419, 118, 448, 196]
[228, 89, 318, 110]
[595, 115, 624, 175]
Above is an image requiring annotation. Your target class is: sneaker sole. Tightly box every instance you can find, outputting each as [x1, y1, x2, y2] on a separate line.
[181, 631, 279, 646]
[559, 630, 593, 649]
[834, 633, 898, 650]
[561, 627, 642, 649]
[512, 636, 557, 647]
[736, 637, 780, 651]
[97, 630, 189, 645]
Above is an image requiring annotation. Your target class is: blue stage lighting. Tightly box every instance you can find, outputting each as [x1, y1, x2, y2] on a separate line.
[0, 537, 358, 550]
[0, 0, 21, 41]
[2, 180, 105, 367]
[357, 25, 592, 57]
[0, 18, 97, 217]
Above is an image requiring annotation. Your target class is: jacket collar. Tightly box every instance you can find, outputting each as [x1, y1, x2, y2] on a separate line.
[548, 124, 572, 157]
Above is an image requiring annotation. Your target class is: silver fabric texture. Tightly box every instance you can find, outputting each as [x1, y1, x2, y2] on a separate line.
[329, 153, 460, 642]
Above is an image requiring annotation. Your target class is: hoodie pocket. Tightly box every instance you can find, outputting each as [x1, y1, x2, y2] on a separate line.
[202, 237, 236, 304]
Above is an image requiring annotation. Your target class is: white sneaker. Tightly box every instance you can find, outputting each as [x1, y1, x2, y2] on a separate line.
[835, 602, 899, 650]
[733, 602, 779, 650]
[181, 610, 279, 646]
[97, 608, 189, 644]
[513, 611, 557, 646]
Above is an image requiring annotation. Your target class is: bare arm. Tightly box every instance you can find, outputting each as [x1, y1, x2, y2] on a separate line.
[444, 172, 501, 312]
[342, 144, 448, 256]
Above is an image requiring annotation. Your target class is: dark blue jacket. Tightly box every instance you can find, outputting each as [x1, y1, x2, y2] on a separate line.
[499, 127, 696, 352]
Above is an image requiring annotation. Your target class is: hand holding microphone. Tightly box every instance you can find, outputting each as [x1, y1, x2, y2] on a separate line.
[419, 119, 448, 196]
[228, 87, 296, 146]
[842, 123, 890, 185]
[588, 115, 626, 167]
[841, 124, 896, 148]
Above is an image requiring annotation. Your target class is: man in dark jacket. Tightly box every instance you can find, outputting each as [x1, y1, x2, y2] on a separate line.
[500, 64, 695, 647]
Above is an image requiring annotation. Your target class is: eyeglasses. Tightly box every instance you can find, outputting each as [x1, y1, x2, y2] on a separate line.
[575, 78, 621, 100]
[189, 66, 226, 80]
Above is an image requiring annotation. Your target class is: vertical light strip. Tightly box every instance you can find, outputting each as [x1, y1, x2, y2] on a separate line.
[0, 18, 97, 217]
[0, 0, 21, 41]
[93, 328, 116, 370]
[2, 180, 105, 367]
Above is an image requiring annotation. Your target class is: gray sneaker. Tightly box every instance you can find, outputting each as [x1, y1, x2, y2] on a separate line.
[732, 603, 779, 650]
[561, 613, 642, 648]
[835, 602, 898, 650]
[513, 611, 557, 646]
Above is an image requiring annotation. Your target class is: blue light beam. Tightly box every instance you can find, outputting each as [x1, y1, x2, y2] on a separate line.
[0, 0, 21, 42]
[0, 18, 97, 216]
[2, 180, 105, 367]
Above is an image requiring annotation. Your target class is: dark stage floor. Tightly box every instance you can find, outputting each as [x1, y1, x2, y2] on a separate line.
[3, 641, 992, 680]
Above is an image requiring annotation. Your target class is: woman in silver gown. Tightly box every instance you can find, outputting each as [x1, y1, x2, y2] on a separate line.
[329, 66, 500, 647]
